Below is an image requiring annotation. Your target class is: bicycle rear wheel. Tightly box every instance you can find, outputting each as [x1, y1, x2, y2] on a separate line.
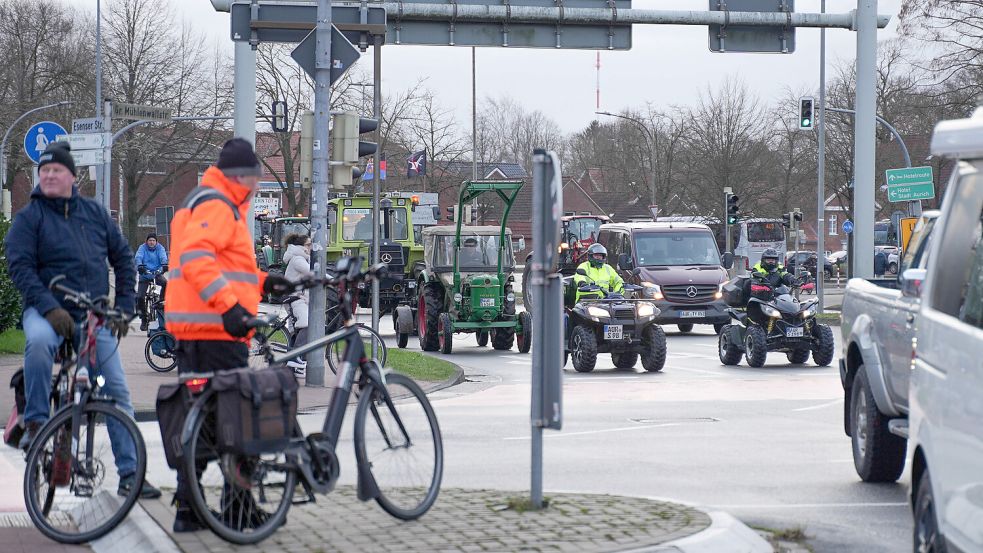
[145, 331, 177, 372]
[184, 398, 295, 544]
[248, 322, 292, 368]
[327, 324, 387, 374]
[24, 401, 147, 544]
[354, 372, 443, 520]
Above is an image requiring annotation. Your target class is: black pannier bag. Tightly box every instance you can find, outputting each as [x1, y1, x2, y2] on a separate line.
[4, 369, 26, 448]
[156, 383, 193, 468]
[722, 276, 751, 308]
[212, 366, 297, 455]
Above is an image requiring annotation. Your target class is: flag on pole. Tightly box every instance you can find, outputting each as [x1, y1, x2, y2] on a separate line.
[364, 154, 387, 180]
[407, 150, 427, 177]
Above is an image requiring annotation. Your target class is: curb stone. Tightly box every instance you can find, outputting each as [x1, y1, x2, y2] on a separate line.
[636, 512, 773, 553]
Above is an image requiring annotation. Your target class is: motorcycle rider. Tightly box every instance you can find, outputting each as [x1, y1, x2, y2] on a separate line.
[751, 248, 798, 288]
[574, 243, 624, 300]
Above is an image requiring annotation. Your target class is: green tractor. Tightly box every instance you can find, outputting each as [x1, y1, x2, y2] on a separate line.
[325, 192, 429, 315]
[394, 180, 531, 354]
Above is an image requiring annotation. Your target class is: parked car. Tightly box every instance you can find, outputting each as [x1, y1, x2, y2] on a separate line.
[838, 210, 939, 482]
[785, 250, 833, 280]
[598, 222, 733, 334]
[908, 109, 983, 553]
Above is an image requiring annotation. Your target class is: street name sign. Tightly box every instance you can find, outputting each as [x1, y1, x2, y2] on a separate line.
[114, 103, 173, 123]
[72, 117, 106, 134]
[71, 148, 106, 167]
[885, 166, 935, 202]
[55, 133, 110, 151]
[24, 121, 68, 164]
[291, 26, 360, 83]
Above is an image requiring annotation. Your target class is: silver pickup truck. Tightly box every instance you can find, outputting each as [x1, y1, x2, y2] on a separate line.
[839, 211, 938, 482]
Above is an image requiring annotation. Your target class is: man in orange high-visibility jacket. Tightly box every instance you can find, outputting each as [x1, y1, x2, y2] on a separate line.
[164, 138, 293, 533]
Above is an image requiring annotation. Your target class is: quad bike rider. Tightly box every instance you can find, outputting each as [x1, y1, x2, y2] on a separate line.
[564, 244, 667, 373]
[718, 248, 835, 368]
[522, 214, 609, 308]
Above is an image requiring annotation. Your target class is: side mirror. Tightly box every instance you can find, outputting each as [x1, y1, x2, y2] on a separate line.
[576, 268, 588, 276]
[901, 268, 927, 298]
[432, 206, 441, 220]
[328, 209, 337, 226]
[721, 252, 734, 270]
[618, 253, 634, 271]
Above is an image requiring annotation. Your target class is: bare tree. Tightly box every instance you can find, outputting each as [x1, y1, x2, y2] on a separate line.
[403, 89, 469, 194]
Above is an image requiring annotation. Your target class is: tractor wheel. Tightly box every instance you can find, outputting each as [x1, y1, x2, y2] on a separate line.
[640, 325, 667, 372]
[417, 285, 442, 352]
[517, 312, 532, 354]
[392, 311, 409, 349]
[476, 330, 489, 347]
[522, 263, 534, 311]
[492, 287, 517, 350]
[438, 312, 454, 354]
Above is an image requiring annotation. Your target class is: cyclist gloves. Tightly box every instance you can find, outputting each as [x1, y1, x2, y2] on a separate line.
[107, 317, 131, 339]
[45, 308, 75, 340]
[263, 274, 293, 296]
[222, 303, 253, 337]
[138, 264, 147, 275]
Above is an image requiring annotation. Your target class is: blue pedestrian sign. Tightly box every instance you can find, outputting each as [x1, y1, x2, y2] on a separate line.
[843, 219, 854, 234]
[24, 121, 68, 164]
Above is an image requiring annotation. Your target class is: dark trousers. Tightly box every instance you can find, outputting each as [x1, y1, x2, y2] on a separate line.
[173, 340, 248, 505]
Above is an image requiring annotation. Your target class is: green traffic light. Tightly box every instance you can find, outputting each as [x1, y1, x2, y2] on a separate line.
[802, 118, 811, 127]
[727, 216, 738, 225]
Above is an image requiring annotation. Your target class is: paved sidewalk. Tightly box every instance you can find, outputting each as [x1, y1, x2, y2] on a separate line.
[143, 486, 716, 553]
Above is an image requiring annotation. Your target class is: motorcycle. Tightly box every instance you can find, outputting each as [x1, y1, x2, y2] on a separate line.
[718, 274, 834, 368]
[564, 268, 667, 373]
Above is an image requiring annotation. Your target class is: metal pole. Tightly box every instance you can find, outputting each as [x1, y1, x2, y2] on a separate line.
[472, 47, 478, 182]
[852, 0, 876, 279]
[234, 41, 257, 238]
[817, 0, 826, 312]
[306, 0, 333, 387]
[649, 127, 656, 211]
[371, 35, 382, 349]
[724, 187, 732, 255]
[0, 101, 71, 218]
[102, 99, 112, 213]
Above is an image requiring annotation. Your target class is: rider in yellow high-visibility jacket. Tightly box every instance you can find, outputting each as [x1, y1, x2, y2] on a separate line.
[574, 243, 624, 302]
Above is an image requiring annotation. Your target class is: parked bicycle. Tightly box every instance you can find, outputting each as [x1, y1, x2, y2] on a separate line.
[179, 258, 443, 544]
[23, 277, 148, 544]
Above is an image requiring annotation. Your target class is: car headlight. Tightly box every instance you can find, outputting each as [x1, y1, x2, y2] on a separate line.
[587, 306, 610, 318]
[801, 304, 818, 318]
[762, 304, 781, 318]
[641, 281, 663, 300]
[637, 302, 657, 318]
[454, 293, 463, 303]
[715, 283, 724, 300]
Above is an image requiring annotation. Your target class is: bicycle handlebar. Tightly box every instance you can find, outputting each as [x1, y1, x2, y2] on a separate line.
[292, 258, 389, 292]
[48, 275, 130, 321]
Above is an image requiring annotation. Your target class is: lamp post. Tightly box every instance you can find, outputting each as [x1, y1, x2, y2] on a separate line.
[0, 100, 73, 218]
[596, 110, 657, 212]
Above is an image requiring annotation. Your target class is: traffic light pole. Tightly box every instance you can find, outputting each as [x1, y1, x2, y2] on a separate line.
[306, 0, 333, 387]
[816, 0, 826, 312]
[723, 187, 732, 255]
[370, 35, 382, 353]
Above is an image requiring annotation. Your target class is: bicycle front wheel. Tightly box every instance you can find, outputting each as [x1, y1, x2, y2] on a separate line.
[248, 322, 291, 368]
[24, 401, 147, 544]
[354, 372, 443, 520]
[184, 398, 295, 544]
[145, 331, 177, 372]
[328, 324, 387, 373]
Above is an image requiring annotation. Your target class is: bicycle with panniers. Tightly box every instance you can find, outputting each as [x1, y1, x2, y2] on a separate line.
[23, 276, 148, 544]
[172, 257, 443, 544]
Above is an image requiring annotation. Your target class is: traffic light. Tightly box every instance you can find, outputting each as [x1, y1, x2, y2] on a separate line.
[726, 193, 740, 225]
[272, 101, 288, 132]
[793, 210, 803, 223]
[331, 111, 379, 188]
[782, 212, 791, 227]
[799, 97, 815, 130]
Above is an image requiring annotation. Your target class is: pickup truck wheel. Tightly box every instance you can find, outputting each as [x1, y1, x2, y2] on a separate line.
[812, 324, 835, 366]
[718, 328, 742, 366]
[850, 368, 906, 482]
[677, 323, 694, 333]
[641, 325, 667, 372]
[571, 326, 597, 373]
[611, 352, 638, 369]
[914, 470, 946, 553]
[787, 348, 810, 364]
[744, 325, 768, 368]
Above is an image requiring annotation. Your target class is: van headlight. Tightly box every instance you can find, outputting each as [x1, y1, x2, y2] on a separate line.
[641, 282, 663, 300]
[762, 304, 781, 318]
[587, 306, 610, 319]
[715, 283, 724, 300]
[637, 302, 657, 318]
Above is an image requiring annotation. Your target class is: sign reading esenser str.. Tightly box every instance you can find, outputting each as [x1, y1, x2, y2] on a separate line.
[886, 166, 935, 202]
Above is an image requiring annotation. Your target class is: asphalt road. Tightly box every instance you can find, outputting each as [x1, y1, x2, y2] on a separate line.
[381, 320, 910, 553]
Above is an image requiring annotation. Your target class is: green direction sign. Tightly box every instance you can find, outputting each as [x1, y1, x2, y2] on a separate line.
[885, 166, 935, 202]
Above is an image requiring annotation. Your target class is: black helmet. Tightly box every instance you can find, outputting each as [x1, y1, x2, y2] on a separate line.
[761, 248, 780, 271]
[587, 243, 607, 268]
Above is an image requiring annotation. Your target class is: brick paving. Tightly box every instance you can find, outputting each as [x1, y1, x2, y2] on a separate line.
[142, 486, 711, 553]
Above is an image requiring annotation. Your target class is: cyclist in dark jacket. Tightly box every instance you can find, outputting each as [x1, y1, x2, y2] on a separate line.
[4, 141, 160, 498]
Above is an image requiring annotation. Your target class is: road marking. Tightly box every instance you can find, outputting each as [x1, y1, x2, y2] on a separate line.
[715, 501, 908, 509]
[504, 422, 681, 440]
[506, 360, 529, 366]
[792, 398, 844, 412]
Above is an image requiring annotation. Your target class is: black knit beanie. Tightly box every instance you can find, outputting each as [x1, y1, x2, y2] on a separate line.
[37, 141, 77, 176]
[146, 232, 157, 242]
[216, 138, 262, 177]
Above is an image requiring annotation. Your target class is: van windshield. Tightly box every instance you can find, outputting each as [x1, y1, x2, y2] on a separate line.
[634, 232, 721, 266]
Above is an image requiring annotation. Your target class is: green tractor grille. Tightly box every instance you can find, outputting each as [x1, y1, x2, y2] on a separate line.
[465, 274, 500, 321]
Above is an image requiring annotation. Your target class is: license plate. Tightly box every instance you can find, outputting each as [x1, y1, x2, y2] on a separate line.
[604, 325, 623, 340]
[785, 326, 804, 337]
[480, 298, 495, 307]
[680, 310, 705, 318]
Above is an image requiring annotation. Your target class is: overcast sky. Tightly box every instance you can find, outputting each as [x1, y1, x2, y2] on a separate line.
[76, 0, 904, 134]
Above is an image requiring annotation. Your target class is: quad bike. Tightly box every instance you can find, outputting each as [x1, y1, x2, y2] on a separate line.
[718, 275, 835, 368]
[564, 269, 667, 373]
